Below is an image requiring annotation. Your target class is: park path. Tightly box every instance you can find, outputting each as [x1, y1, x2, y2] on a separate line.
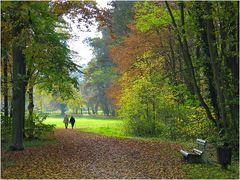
[1, 129, 185, 179]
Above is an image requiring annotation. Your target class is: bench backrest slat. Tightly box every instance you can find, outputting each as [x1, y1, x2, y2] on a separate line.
[193, 148, 202, 155]
[197, 138, 206, 146]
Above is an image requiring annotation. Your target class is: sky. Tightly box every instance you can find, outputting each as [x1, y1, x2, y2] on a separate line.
[66, 0, 111, 67]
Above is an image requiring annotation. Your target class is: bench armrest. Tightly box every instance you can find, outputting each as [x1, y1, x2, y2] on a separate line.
[180, 150, 189, 157]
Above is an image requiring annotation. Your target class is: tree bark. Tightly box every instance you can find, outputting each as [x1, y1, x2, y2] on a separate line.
[219, 2, 239, 136]
[165, 1, 217, 126]
[194, 3, 220, 120]
[111, 108, 116, 116]
[91, 105, 95, 114]
[104, 103, 110, 116]
[10, 36, 26, 151]
[169, 37, 177, 83]
[223, 2, 239, 81]
[27, 83, 34, 138]
[204, 2, 227, 130]
[95, 102, 99, 115]
[3, 56, 9, 117]
[87, 105, 91, 115]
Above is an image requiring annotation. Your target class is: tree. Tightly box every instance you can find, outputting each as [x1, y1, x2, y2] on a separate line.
[132, 1, 239, 146]
[1, 1, 101, 150]
[107, 1, 238, 147]
[2, 2, 31, 150]
[67, 89, 85, 114]
[83, 28, 116, 116]
[108, 1, 134, 42]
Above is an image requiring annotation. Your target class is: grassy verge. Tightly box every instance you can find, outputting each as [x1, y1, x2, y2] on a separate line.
[182, 162, 239, 179]
[23, 138, 58, 147]
[1, 138, 58, 151]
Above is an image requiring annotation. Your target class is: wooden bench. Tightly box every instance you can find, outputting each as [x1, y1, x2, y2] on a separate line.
[180, 138, 207, 163]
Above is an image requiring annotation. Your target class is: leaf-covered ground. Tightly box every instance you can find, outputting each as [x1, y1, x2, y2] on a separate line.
[1, 129, 185, 179]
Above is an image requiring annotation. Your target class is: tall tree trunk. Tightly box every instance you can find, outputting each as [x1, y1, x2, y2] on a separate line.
[194, 3, 220, 120]
[218, 2, 239, 141]
[27, 84, 34, 138]
[102, 103, 110, 116]
[10, 100, 13, 118]
[204, 2, 227, 130]
[169, 36, 177, 83]
[111, 108, 116, 116]
[95, 102, 99, 115]
[223, 2, 239, 81]
[3, 56, 9, 117]
[87, 105, 91, 115]
[10, 33, 26, 150]
[177, 45, 185, 84]
[91, 105, 95, 114]
[165, 1, 217, 126]
[227, 2, 239, 138]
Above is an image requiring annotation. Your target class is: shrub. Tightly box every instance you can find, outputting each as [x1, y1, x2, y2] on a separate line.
[119, 73, 216, 141]
[1, 114, 12, 142]
[119, 76, 163, 137]
[24, 111, 55, 139]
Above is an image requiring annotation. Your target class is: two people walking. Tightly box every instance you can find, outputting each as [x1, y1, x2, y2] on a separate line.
[63, 115, 75, 129]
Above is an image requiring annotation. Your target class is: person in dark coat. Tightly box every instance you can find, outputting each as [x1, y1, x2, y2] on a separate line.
[70, 116, 76, 129]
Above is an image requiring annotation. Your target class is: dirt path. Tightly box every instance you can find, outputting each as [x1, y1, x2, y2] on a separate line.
[1, 129, 185, 179]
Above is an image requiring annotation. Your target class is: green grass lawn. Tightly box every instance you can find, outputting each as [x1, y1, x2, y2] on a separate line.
[79, 126, 128, 137]
[44, 115, 124, 129]
[45, 115, 132, 139]
[45, 115, 158, 139]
